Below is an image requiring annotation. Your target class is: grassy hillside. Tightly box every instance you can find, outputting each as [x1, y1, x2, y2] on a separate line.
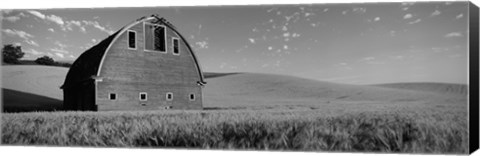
[373, 82, 468, 95]
[203, 73, 466, 109]
[2, 66, 467, 112]
[1, 65, 469, 153]
[2, 65, 67, 100]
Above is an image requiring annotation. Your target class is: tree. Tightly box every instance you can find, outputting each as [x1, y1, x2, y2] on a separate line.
[35, 56, 55, 65]
[2, 44, 24, 64]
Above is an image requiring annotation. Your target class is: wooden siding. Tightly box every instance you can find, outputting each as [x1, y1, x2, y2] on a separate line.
[96, 18, 203, 110]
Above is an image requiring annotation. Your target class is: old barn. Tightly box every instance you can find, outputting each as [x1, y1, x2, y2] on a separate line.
[61, 15, 206, 111]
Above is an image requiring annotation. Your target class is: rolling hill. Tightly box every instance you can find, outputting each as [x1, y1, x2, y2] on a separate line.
[373, 82, 468, 95]
[2, 65, 468, 112]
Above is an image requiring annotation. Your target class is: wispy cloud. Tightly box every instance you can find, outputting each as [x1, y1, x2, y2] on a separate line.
[195, 41, 208, 49]
[431, 10, 441, 17]
[82, 20, 115, 34]
[1, 29, 39, 46]
[25, 48, 45, 56]
[55, 53, 65, 58]
[444, 32, 462, 38]
[248, 38, 255, 44]
[25, 40, 39, 47]
[456, 14, 464, 19]
[27, 10, 65, 26]
[403, 13, 413, 19]
[408, 19, 421, 24]
[27, 10, 45, 19]
[1, 29, 33, 39]
[374, 17, 380, 21]
[50, 48, 69, 54]
[2, 12, 27, 22]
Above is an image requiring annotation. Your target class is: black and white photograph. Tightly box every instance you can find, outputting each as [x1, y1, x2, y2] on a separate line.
[1, 0, 478, 155]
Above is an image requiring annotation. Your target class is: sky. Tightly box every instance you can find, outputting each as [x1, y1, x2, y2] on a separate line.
[1, 1, 469, 85]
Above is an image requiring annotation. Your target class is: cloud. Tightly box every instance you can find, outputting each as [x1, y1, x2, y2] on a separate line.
[25, 40, 39, 47]
[352, 7, 366, 14]
[64, 20, 83, 31]
[54, 41, 68, 49]
[25, 48, 44, 55]
[323, 8, 329, 12]
[408, 19, 421, 24]
[2, 29, 33, 39]
[2, 12, 27, 22]
[292, 33, 300, 38]
[48, 28, 55, 32]
[431, 10, 441, 16]
[3, 16, 20, 22]
[268, 46, 273, 51]
[456, 14, 464, 19]
[195, 41, 208, 49]
[283, 45, 288, 50]
[444, 32, 462, 38]
[50, 48, 69, 54]
[403, 13, 413, 19]
[374, 17, 380, 21]
[2, 10, 13, 14]
[27, 10, 46, 19]
[27, 10, 65, 27]
[1, 29, 38, 46]
[92, 39, 97, 43]
[401, 2, 415, 6]
[248, 38, 255, 44]
[266, 7, 277, 13]
[82, 20, 115, 34]
[55, 53, 65, 58]
[360, 57, 375, 61]
[47, 14, 64, 25]
[342, 10, 348, 15]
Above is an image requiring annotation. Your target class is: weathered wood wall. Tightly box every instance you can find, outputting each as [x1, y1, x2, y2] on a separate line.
[96, 18, 203, 110]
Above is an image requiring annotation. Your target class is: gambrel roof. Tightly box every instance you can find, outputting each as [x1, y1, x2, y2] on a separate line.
[61, 15, 206, 89]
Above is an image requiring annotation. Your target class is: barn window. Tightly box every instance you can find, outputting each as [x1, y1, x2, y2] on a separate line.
[172, 38, 180, 55]
[189, 93, 195, 101]
[139, 92, 147, 101]
[144, 23, 166, 53]
[166, 92, 173, 101]
[109, 93, 117, 100]
[128, 30, 136, 49]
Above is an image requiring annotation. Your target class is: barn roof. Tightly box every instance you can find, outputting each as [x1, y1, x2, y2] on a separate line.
[61, 15, 206, 89]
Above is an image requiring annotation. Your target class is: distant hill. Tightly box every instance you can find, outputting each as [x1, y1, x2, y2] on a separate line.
[2, 65, 467, 112]
[373, 82, 468, 95]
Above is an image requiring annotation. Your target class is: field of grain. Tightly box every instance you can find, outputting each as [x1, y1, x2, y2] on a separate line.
[1, 110, 468, 154]
[1, 65, 470, 154]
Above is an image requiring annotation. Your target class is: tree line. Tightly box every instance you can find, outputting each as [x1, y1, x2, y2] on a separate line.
[2, 44, 72, 67]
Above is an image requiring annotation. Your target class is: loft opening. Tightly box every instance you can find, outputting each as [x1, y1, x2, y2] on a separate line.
[144, 22, 166, 52]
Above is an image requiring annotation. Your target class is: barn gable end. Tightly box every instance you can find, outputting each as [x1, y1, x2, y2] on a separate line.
[62, 15, 206, 111]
